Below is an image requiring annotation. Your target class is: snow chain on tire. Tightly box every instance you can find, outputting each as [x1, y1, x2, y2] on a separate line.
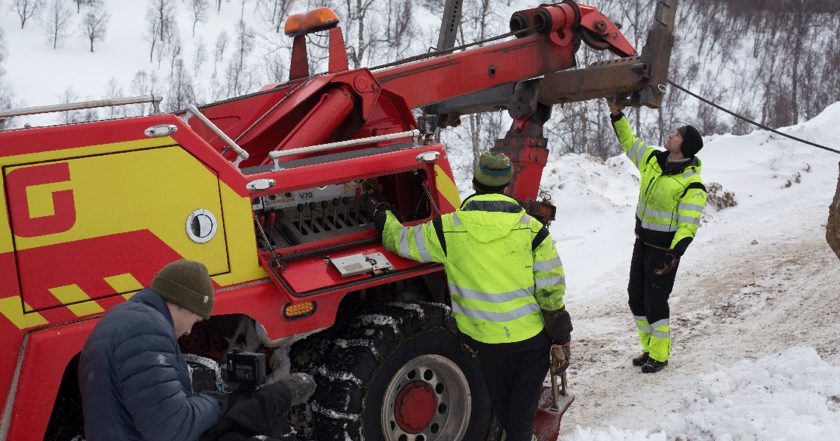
[309, 301, 492, 441]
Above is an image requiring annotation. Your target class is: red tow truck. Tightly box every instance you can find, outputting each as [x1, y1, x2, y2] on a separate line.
[0, 1, 677, 439]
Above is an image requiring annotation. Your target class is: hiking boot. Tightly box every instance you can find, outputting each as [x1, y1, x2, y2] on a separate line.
[641, 358, 668, 373]
[632, 352, 649, 367]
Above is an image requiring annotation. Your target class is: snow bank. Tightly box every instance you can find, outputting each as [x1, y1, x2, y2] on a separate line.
[566, 347, 840, 441]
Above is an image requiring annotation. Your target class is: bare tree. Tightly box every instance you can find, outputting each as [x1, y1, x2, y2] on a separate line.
[14, 0, 43, 29]
[58, 88, 85, 124]
[256, 0, 294, 32]
[382, 0, 414, 61]
[129, 70, 161, 115]
[263, 48, 285, 83]
[212, 30, 229, 79]
[79, 1, 108, 52]
[167, 29, 182, 72]
[103, 78, 125, 119]
[193, 38, 207, 76]
[145, 0, 177, 62]
[342, 0, 377, 68]
[225, 19, 255, 97]
[167, 58, 196, 111]
[44, 0, 72, 49]
[73, 0, 99, 13]
[0, 29, 14, 129]
[190, 0, 208, 37]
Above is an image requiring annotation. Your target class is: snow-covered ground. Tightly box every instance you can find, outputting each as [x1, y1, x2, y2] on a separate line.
[543, 103, 840, 440]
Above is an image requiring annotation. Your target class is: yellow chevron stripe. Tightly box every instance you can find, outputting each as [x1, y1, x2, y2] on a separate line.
[434, 164, 461, 209]
[49, 284, 104, 317]
[0, 297, 48, 329]
[104, 273, 144, 300]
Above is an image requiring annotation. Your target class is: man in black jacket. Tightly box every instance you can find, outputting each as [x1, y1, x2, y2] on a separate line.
[79, 259, 221, 441]
[78, 259, 315, 441]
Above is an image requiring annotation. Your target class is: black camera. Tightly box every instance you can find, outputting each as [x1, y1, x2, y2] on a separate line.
[226, 351, 267, 389]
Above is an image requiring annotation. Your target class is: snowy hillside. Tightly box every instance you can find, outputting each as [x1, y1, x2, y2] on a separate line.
[546, 103, 840, 439]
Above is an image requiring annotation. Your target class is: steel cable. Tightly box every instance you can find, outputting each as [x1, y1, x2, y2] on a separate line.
[668, 81, 840, 155]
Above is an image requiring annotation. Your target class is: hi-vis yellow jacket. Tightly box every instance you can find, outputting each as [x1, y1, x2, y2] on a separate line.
[382, 193, 566, 344]
[613, 114, 707, 254]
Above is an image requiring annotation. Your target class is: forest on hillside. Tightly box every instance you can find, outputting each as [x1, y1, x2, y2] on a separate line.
[0, 0, 838, 167]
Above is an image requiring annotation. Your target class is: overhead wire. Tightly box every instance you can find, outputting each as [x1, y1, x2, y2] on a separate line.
[366, 22, 839, 157]
[668, 81, 840, 155]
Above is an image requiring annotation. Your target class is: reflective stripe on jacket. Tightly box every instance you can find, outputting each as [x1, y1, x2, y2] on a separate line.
[613, 114, 707, 251]
[382, 193, 565, 344]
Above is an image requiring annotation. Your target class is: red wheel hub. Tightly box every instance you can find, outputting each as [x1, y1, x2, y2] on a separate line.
[394, 381, 438, 433]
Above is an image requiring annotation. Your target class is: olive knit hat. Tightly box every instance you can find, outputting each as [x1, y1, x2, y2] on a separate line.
[151, 259, 215, 319]
[474, 151, 513, 187]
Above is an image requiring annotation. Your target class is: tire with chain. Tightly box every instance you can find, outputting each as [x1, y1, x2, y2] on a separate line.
[310, 301, 492, 441]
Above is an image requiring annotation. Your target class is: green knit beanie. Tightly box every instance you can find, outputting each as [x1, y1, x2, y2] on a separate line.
[474, 151, 513, 187]
[151, 260, 215, 319]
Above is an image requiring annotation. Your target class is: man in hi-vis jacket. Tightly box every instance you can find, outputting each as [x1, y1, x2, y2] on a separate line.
[609, 99, 708, 373]
[369, 151, 572, 441]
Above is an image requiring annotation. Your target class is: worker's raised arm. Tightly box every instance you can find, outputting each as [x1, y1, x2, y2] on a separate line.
[611, 111, 655, 171]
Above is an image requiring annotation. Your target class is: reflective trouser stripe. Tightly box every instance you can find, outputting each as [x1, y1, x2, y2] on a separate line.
[634, 316, 651, 353]
[451, 300, 541, 322]
[648, 319, 671, 362]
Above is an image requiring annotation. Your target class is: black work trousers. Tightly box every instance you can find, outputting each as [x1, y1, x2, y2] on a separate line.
[467, 330, 551, 441]
[627, 239, 680, 327]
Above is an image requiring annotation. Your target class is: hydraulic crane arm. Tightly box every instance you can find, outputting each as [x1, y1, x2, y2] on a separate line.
[372, 1, 635, 110]
[425, 0, 678, 120]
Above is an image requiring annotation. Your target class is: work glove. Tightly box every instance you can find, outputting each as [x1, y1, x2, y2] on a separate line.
[214, 393, 229, 415]
[541, 307, 573, 344]
[550, 342, 571, 374]
[364, 192, 388, 219]
[605, 97, 623, 115]
[654, 251, 680, 275]
[364, 193, 390, 234]
[276, 372, 316, 405]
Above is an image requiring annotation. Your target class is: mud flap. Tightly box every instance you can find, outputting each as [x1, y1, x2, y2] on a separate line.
[533, 371, 574, 441]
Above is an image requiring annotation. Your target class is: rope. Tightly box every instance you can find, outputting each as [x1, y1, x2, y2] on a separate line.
[668, 81, 840, 155]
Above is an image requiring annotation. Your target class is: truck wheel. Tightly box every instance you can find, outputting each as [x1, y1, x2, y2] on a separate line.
[311, 302, 491, 441]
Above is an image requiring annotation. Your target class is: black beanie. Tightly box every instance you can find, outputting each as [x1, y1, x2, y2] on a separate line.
[678, 125, 703, 157]
[151, 260, 215, 319]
